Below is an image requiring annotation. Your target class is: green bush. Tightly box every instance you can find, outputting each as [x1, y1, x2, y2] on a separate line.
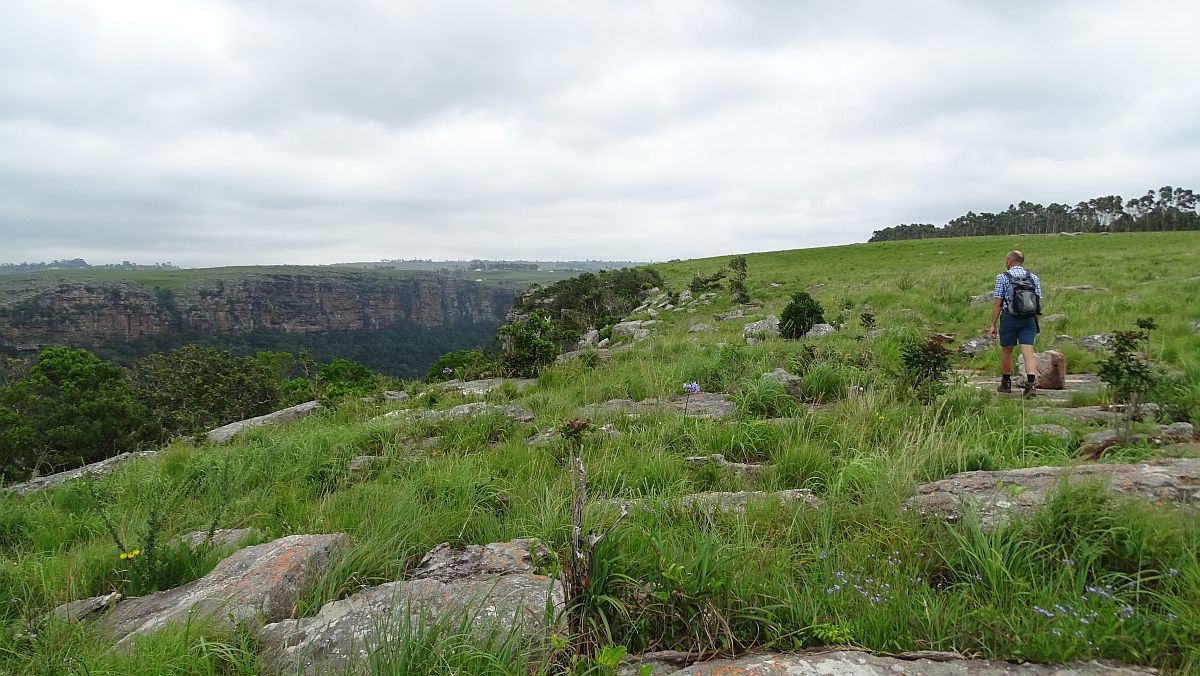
[497, 312, 558, 377]
[780, 292, 825, 339]
[426, 349, 498, 382]
[898, 335, 951, 403]
[316, 359, 379, 403]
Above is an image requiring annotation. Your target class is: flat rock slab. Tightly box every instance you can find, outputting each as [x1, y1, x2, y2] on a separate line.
[684, 454, 764, 477]
[905, 459, 1200, 530]
[98, 533, 350, 645]
[206, 401, 320, 444]
[959, 373, 1101, 402]
[653, 651, 1152, 675]
[605, 489, 820, 513]
[1033, 404, 1160, 424]
[5, 450, 160, 496]
[526, 423, 620, 446]
[583, 393, 734, 420]
[440, 378, 536, 396]
[381, 402, 535, 424]
[1078, 423, 1195, 459]
[258, 539, 562, 675]
[1025, 424, 1073, 442]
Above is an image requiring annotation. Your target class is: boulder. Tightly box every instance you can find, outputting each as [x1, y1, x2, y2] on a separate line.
[5, 450, 160, 496]
[176, 528, 260, 550]
[904, 459, 1200, 531]
[713, 309, 745, 322]
[578, 329, 600, 347]
[759, 368, 803, 398]
[647, 308, 659, 319]
[98, 533, 350, 645]
[803, 323, 837, 339]
[50, 592, 123, 622]
[612, 320, 654, 341]
[1078, 422, 1196, 459]
[258, 539, 562, 675]
[958, 335, 996, 357]
[742, 315, 780, 342]
[688, 323, 715, 333]
[1025, 424, 1072, 442]
[206, 401, 321, 444]
[1018, 350, 1066, 390]
[381, 391, 410, 402]
[1076, 334, 1114, 351]
[653, 651, 1153, 675]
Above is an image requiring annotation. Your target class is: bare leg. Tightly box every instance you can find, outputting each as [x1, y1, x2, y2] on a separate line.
[1000, 346, 1014, 375]
[1019, 343, 1037, 377]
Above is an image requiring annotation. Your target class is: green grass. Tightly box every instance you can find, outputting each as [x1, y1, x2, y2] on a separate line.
[2, 232, 1199, 674]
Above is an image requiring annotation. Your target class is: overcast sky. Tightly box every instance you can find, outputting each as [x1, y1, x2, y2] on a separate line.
[1, 1, 1197, 267]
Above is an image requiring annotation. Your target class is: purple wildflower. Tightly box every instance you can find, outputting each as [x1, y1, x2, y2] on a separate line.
[683, 382, 701, 395]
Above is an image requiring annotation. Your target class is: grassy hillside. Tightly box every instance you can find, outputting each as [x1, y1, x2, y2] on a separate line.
[1, 233, 1198, 674]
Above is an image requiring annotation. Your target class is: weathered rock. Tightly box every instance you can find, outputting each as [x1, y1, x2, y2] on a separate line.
[441, 378, 536, 396]
[1019, 350, 1066, 390]
[608, 489, 820, 513]
[612, 320, 655, 341]
[382, 402, 535, 424]
[958, 335, 996, 357]
[969, 292, 993, 304]
[1025, 424, 1072, 442]
[206, 401, 321, 444]
[699, 293, 718, 300]
[1076, 334, 1114, 351]
[99, 533, 350, 644]
[381, 390, 410, 402]
[258, 539, 562, 675]
[713, 309, 745, 321]
[905, 459, 1200, 530]
[578, 329, 600, 347]
[5, 450, 160, 496]
[804, 323, 837, 339]
[617, 650, 695, 676]
[1034, 403, 1160, 424]
[50, 592, 123, 622]
[760, 368, 803, 398]
[647, 308, 660, 319]
[865, 328, 890, 340]
[176, 528, 260, 550]
[348, 454, 387, 477]
[1062, 285, 1108, 292]
[1078, 422, 1196, 458]
[678, 290, 693, 302]
[688, 323, 715, 333]
[684, 454, 763, 477]
[584, 393, 734, 420]
[1042, 313, 1067, 323]
[743, 315, 779, 342]
[662, 651, 1152, 675]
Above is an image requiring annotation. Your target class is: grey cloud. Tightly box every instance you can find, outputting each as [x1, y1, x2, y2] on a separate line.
[0, 0, 1198, 266]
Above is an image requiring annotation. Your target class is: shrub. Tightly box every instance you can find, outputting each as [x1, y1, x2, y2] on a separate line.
[899, 335, 951, 403]
[498, 312, 558, 377]
[315, 358, 379, 403]
[780, 292, 825, 339]
[689, 270, 727, 294]
[728, 256, 750, 304]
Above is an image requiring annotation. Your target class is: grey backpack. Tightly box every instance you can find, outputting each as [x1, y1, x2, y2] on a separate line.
[1004, 271, 1040, 316]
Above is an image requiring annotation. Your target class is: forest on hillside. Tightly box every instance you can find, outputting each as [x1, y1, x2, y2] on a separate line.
[870, 185, 1199, 241]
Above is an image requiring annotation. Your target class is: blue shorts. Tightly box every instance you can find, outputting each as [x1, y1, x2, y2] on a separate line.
[999, 313, 1038, 347]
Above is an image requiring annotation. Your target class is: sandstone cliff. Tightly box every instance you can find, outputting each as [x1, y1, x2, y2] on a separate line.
[0, 269, 517, 370]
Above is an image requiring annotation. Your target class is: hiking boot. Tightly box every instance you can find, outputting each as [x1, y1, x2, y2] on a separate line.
[1021, 378, 1037, 399]
[997, 380, 1012, 394]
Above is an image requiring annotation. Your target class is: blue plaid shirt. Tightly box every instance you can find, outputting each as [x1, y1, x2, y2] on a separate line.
[994, 265, 1042, 313]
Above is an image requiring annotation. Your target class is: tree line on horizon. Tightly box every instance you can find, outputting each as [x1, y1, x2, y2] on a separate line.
[0, 259, 179, 274]
[869, 185, 1200, 242]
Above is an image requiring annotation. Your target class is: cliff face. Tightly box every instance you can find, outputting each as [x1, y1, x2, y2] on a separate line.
[0, 271, 517, 350]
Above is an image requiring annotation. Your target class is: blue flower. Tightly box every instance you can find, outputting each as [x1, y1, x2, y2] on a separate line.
[442, 367, 454, 375]
[683, 382, 701, 395]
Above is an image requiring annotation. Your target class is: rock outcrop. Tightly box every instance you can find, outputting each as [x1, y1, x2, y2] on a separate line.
[583, 393, 734, 420]
[50, 592, 123, 622]
[905, 459, 1200, 530]
[5, 450, 160, 496]
[440, 378, 536, 396]
[206, 401, 320, 444]
[607, 489, 820, 513]
[258, 539, 562, 675]
[1077, 423, 1195, 459]
[627, 650, 1152, 675]
[759, 368, 803, 398]
[958, 335, 996, 356]
[742, 316, 779, 344]
[381, 402, 535, 424]
[98, 533, 350, 645]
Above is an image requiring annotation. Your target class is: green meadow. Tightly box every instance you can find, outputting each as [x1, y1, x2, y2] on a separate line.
[1, 232, 1198, 674]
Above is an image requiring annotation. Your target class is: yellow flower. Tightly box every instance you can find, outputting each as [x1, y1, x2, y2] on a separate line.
[119, 549, 142, 560]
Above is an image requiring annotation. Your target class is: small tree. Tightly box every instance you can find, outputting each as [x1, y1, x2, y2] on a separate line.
[1098, 328, 1157, 439]
[315, 359, 378, 403]
[900, 335, 952, 403]
[728, 255, 750, 304]
[498, 312, 558, 377]
[780, 292, 825, 339]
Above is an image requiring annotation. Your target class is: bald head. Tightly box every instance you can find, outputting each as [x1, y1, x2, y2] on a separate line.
[1006, 250, 1025, 267]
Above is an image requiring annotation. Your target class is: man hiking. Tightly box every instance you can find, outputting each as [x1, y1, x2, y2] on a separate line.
[988, 250, 1043, 397]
